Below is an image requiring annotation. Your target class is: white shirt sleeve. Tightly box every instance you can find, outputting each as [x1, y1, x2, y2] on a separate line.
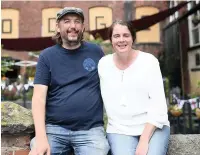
[97, 58, 103, 78]
[147, 58, 169, 129]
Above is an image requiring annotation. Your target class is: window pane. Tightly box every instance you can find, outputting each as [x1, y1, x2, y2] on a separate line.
[196, 53, 200, 66]
[2, 19, 12, 33]
[192, 28, 200, 44]
[48, 18, 56, 32]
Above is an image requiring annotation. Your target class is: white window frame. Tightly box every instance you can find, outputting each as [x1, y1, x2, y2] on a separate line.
[188, 0, 200, 47]
[169, 0, 179, 22]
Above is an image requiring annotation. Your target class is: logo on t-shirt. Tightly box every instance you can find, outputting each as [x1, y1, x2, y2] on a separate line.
[83, 58, 96, 71]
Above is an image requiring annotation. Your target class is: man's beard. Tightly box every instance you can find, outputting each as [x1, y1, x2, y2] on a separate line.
[62, 30, 83, 47]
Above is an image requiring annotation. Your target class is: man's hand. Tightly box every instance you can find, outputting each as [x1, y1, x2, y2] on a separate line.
[135, 140, 149, 155]
[31, 85, 49, 155]
[29, 138, 50, 155]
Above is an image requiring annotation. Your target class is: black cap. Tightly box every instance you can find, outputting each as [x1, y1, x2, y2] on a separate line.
[57, 7, 84, 22]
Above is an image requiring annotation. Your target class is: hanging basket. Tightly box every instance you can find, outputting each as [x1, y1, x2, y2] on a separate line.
[169, 105, 183, 117]
[192, 15, 200, 26]
[195, 108, 200, 119]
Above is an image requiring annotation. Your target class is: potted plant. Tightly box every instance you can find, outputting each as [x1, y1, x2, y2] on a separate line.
[192, 15, 200, 26]
[195, 108, 200, 119]
[169, 104, 183, 117]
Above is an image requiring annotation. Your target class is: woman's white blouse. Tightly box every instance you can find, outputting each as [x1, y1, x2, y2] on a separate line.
[98, 51, 170, 136]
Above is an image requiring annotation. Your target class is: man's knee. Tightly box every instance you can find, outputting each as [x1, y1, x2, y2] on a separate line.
[89, 127, 110, 152]
[73, 127, 110, 154]
[93, 137, 110, 154]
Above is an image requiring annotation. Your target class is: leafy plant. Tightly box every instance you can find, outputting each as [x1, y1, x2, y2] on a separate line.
[26, 88, 33, 100]
[163, 77, 170, 98]
[89, 39, 113, 55]
[26, 67, 36, 77]
[1, 59, 13, 76]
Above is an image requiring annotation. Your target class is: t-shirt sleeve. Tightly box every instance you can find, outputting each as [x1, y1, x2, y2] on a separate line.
[34, 54, 50, 86]
[99, 45, 105, 58]
[147, 58, 169, 129]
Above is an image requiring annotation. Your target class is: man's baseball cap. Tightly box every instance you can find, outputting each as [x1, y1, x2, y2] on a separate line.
[57, 7, 84, 22]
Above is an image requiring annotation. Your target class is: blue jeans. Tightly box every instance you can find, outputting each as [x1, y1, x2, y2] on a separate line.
[30, 124, 110, 155]
[107, 125, 170, 155]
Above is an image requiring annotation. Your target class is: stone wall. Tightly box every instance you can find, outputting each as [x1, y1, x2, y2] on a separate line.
[168, 134, 200, 155]
[1, 135, 31, 155]
[1, 102, 200, 155]
[1, 102, 34, 155]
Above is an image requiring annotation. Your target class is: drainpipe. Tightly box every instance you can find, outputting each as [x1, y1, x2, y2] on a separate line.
[124, 0, 134, 21]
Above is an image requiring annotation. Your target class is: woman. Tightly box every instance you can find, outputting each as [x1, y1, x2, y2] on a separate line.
[98, 20, 170, 155]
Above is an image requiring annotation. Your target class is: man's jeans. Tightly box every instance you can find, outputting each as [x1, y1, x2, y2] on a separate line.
[30, 124, 110, 155]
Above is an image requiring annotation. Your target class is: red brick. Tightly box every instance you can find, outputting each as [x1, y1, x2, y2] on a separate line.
[14, 150, 30, 155]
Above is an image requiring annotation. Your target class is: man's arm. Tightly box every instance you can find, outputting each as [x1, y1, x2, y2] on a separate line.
[31, 84, 50, 155]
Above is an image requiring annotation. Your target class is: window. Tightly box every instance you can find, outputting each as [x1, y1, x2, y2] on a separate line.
[1, 9, 19, 38]
[196, 53, 200, 66]
[2, 19, 12, 33]
[135, 7, 160, 43]
[188, 0, 200, 46]
[89, 7, 112, 31]
[169, 0, 179, 22]
[48, 18, 56, 33]
[42, 8, 61, 37]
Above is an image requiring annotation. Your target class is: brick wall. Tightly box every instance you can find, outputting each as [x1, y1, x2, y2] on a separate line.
[2, 1, 167, 37]
[2, 1, 124, 38]
[1, 135, 31, 155]
[135, 0, 168, 10]
[2, 1, 168, 57]
[135, 43, 163, 57]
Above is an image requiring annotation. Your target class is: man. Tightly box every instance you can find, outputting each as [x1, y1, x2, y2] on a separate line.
[30, 7, 109, 155]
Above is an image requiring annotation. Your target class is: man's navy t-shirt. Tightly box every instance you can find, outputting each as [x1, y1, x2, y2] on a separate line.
[34, 42, 104, 130]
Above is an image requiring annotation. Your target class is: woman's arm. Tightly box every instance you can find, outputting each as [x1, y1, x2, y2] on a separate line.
[140, 123, 156, 142]
[146, 56, 169, 129]
[135, 56, 168, 155]
[135, 123, 156, 155]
